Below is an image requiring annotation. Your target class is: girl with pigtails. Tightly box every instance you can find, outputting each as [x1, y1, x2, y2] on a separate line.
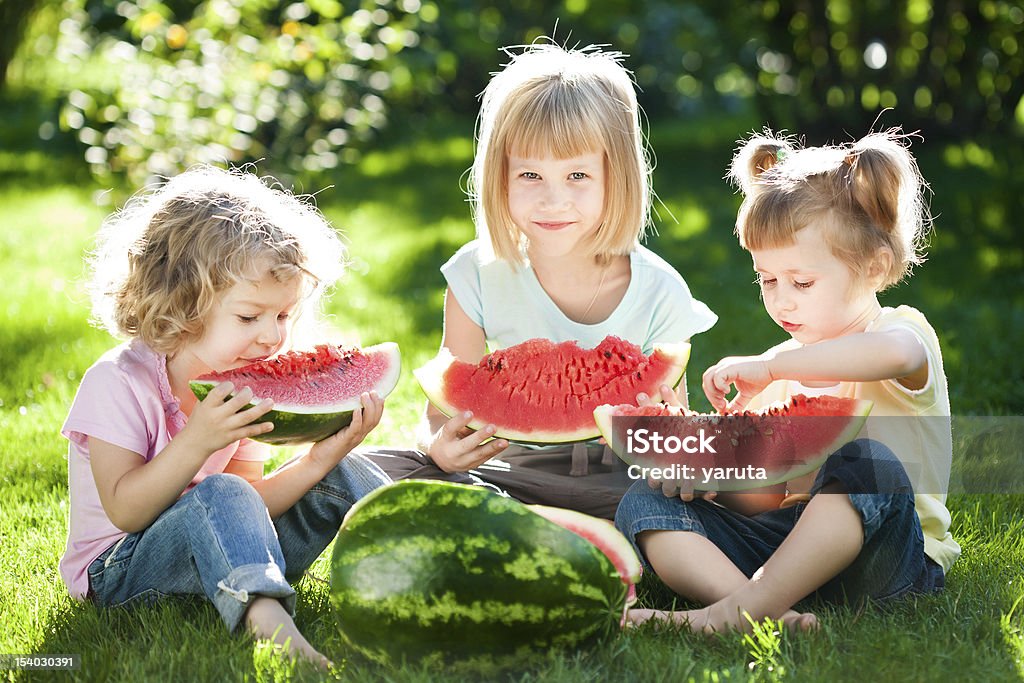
[614, 130, 958, 632]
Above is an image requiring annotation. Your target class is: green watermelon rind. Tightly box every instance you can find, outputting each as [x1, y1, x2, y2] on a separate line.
[414, 341, 691, 444]
[330, 480, 627, 672]
[593, 398, 873, 492]
[188, 342, 400, 446]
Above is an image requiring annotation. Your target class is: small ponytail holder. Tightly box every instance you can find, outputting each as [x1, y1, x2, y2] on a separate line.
[775, 148, 787, 163]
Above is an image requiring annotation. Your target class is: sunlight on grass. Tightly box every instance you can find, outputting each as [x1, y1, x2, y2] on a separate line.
[742, 615, 786, 680]
[1002, 595, 1024, 678]
[2, 110, 1023, 680]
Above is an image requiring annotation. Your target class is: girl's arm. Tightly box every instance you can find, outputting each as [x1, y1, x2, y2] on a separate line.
[415, 288, 509, 472]
[89, 384, 276, 532]
[704, 328, 928, 412]
[90, 437, 209, 533]
[707, 490, 788, 515]
[224, 392, 383, 518]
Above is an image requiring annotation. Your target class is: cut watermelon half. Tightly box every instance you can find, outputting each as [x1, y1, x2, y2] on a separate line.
[415, 336, 691, 443]
[190, 342, 401, 445]
[594, 394, 873, 491]
[527, 504, 642, 625]
[527, 504, 642, 588]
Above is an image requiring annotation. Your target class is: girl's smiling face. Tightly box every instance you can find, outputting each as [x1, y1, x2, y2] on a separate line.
[506, 149, 606, 259]
[751, 223, 880, 344]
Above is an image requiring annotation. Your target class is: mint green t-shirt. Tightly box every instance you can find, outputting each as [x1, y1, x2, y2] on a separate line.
[441, 240, 717, 353]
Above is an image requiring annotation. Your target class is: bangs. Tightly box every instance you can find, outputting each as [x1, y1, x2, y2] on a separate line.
[738, 191, 804, 251]
[501, 80, 607, 159]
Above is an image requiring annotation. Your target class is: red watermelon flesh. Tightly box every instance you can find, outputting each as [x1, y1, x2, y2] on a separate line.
[193, 343, 397, 409]
[594, 394, 872, 491]
[415, 336, 691, 443]
[190, 342, 401, 445]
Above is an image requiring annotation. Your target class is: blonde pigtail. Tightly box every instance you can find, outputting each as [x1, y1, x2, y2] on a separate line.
[847, 131, 931, 284]
[728, 130, 793, 196]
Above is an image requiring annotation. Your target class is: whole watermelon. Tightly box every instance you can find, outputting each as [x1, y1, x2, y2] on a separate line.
[329, 480, 631, 671]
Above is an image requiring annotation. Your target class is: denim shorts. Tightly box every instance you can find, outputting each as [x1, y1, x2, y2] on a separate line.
[614, 439, 944, 605]
[87, 453, 389, 632]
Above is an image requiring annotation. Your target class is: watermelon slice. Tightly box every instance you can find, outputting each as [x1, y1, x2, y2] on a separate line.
[594, 394, 872, 491]
[189, 342, 400, 445]
[415, 336, 690, 443]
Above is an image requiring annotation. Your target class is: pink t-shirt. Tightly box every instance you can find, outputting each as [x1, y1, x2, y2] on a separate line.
[60, 339, 270, 599]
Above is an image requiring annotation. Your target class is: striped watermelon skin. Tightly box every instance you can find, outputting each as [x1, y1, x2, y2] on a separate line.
[330, 480, 627, 671]
[189, 382, 356, 445]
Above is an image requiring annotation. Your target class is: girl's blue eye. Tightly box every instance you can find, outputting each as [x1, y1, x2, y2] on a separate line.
[569, 172, 588, 180]
[520, 171, 540, 180]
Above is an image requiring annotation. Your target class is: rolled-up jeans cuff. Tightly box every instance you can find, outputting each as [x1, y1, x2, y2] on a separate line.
[621, 514, 706, 570]
[213, 562, 296, 633]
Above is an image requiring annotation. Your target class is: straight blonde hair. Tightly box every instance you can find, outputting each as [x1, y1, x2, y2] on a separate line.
[470, 42, 651, 265]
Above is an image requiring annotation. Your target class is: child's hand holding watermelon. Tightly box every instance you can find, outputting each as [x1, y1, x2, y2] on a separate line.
[176, 382, 276, 455]
[309, 391, 385, 472]
[419, 409, 510, 474]
[634, 384, 718, 504]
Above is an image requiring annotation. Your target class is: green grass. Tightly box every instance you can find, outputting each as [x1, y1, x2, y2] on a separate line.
[2, 94, 1023, 681]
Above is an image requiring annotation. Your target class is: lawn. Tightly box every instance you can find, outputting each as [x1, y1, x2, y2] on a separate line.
[1, 91, 1023, 681]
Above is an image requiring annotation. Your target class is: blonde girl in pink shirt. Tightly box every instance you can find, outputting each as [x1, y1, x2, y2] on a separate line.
[61, 166, 389, 667]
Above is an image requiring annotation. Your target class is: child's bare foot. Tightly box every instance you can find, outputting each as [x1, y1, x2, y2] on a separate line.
[682, 602, 819, 635]
[779, 609, 819, 632]
[625, 607, 681, 628]
[245, 597, 332, 669]
[626, 606, 817, 633]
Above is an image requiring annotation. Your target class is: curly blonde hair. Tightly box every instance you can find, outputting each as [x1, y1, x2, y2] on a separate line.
[728, 128, 931, 291]
[89, 165, 346, 355]
[470, 42, 652, 265]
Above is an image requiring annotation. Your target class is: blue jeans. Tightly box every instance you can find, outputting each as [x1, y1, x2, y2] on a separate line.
[614, 439, 945, 605]
[86, 453, 389, 632]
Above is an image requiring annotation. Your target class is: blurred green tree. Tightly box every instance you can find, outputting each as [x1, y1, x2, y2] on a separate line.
[33, 0, 432, 185]
[1, 0, 43, 89]
[385, 1, 749, 123]
[717, 0, 1024, 139]
[11, 0, 1023, 185]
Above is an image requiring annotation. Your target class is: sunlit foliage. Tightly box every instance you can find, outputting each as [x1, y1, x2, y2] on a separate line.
[35, 0, 430, 184]
[8, 0, 1023, 184]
